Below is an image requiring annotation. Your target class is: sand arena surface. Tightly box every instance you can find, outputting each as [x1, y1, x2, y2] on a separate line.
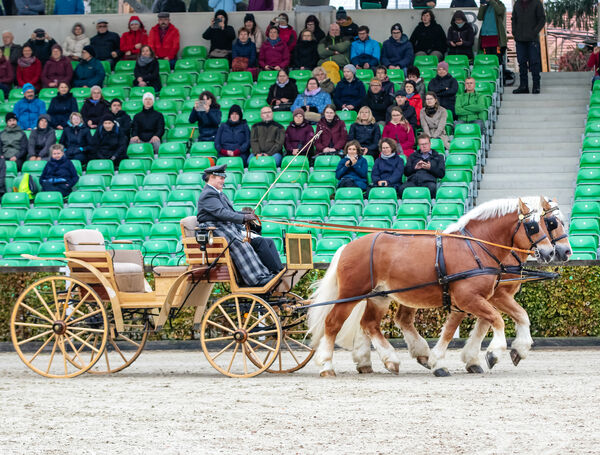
[1, 348, 599, 455]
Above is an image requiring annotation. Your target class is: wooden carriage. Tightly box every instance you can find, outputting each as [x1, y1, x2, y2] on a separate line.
[9, 216, 315, 378]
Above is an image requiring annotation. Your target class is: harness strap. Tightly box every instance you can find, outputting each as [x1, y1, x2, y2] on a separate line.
[435, 235, 454, 313]
[369, 232, 382, 291]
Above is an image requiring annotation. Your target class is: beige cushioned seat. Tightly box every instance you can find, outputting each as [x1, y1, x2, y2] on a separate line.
[181, 216, 198, 237]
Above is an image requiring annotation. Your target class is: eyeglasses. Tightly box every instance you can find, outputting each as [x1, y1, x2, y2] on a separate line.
[98, 25, 107, 28]
[370, 84, 381, 87]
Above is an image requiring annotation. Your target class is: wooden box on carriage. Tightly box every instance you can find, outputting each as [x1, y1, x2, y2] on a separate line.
[285, 233, 313, 270]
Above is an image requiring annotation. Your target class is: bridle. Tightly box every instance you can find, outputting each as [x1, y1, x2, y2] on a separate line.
[541, 206, 568, 245]
[510, 208, 547, 260]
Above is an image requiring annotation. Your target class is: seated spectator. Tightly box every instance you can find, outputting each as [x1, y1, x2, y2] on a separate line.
[134, 45, 162, 93]
[120, 16, 148, 60]
[399, 133, 445, 198]
[350, 25, 380, 69]
[90, 19, 121, 69]
[428, 61, 459, 115]
[267, 14, 297, 52]
[41, 45, 73, 88]
[290, 77, 332, 117]
[403, 80, 423, 124]
[406, 66, 426, 98]
[248, 0, 272, 13]
[14, 83, 46, 131]
[62, 23, 90, 62]
[189, 91, 221, 142]
[455, 77, 487, 134]
[447, 10, 475, 62]
[0, 55, 13, 100]
[285, 108, 314, 156]
[154, 0, 187, 11]
[363, 78, 394, 124]
[0, 112, 28, 171]
[54, 0, 84, 14]
[266, 69, 297, 111]
[250, 106, 285, 166]
[202, 10, 236, 59]
[25, 29, 56, 64]
[371, 138, 405, 196]
[317, 23, 351, 68]
[27, 114, 56, 161]
[332, 64, 366, 111]
[39, 144, 79, 197]
[47, 82, 78, 130]
[375, 66, 395, 96]
[1, 31, 22, 67]
[149, 12, 180, 69]
[72, 46, 106, 88]
[215, 104, 251, 163]
[335, 7, 359, 39]
[383, 107, 415, 156]
[17, 45, 42, 91]
[336, 140, 368, 191]
[243, 13, 265, 51]
[109, 99, 132, 138]
[292, 29, 319, 70]
[315, 104, 347, 158]
[59, 112, 92, 162]
[231, 27, 258, 76]
[259, 27, 290, 71]
[381, 23, 414, 72]
[130, 93, 164, 153]
[420, 91, 450, 149]
[14, 0, 45, 15]
[208, 0, 241, 12]
[88, 115, 127, 164]
[312, 66, 335, 94]
[305, 15, 326, 43]
[349, 106, 381, 158]
[81, 86, 110, 129]
[387, 89, 417, 130]
[409, 9, 447, 61]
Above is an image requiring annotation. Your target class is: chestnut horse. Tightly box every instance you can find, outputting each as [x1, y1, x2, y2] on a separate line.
[308, 198, 555, 377]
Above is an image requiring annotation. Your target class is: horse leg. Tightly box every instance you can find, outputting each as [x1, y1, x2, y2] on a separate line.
[428, 312, 464, 377]
[352, 305, 373, 374]
[363, 298, 401, 374]
[394, 305, 430, 369]
[490, 290, 533, 366]
[460, 318, 489, 374]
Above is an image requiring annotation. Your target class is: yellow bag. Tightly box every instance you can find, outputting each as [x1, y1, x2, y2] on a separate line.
[16, 173, 37, 200]
[321, 60, 341, 85]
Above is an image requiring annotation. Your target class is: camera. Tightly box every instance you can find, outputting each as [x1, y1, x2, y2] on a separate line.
[35, 31, 45, 39]
[212, 17, 222, 28]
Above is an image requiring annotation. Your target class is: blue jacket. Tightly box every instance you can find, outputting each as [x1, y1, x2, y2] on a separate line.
[47, 93, 79, 129]
[348, 123, 381, 155]
[73, 57, 106, 88]
[231, 39, 257, 68]
[189, 107, 221, 142]
[350, 37, 380, 67]
[53, 0, 84, 14]
[336, 155, 368, 190]
[290, 90, 332, 113]
[59, 123, 93, 161]
[40, 155, 79, 188]
[371, 154, 404, 187]
[14, 0, 45, 14]
[214, 120, 251, 155]
[381, 34, 414, 69]
[332, 77, 366, 110]
[207, 0, 241, 12]
[14, 97, 46, 130]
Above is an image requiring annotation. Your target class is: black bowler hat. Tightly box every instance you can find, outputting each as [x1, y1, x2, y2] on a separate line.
[203, 164, 227, 180]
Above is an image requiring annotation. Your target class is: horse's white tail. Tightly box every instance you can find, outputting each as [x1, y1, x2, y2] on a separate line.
[307, 244, 366, 350]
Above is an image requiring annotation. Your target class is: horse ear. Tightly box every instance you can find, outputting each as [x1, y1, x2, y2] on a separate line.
[517, 197, 529, 215]
[541, 196, 551, 211]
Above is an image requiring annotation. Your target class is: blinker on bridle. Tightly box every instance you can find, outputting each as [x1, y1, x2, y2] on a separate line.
[513, 209, 547, 251]
[541, 206, 568, 244]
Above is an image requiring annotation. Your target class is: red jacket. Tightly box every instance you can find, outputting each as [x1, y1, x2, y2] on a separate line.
[382, 121, 415, 156]
[407, 93, 423, 126]
[149, 24, 180, 61]
[259, 40, 290, 69]
[41, 57, 73, 88]
[588, 52, 600, 77]
[17, 59, 42, 91]
[315, 116, 347, 154]
[120, 16, 148, 57]
[0, 56, 13, 85]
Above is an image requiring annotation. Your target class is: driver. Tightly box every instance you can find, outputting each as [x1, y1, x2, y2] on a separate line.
[196, 164, 283, 287]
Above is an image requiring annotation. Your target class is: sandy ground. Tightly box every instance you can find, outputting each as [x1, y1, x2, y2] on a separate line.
[1, 348, 599, 455]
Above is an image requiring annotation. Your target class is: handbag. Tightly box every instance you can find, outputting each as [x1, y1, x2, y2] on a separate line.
[304, 111, 321, 122]
[231, 57, 249, 72]
[209, 49, 231, 58]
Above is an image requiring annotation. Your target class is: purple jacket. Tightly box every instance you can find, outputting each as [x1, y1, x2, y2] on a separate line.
[259, 40, 290, 69]
[248, 0, 272, 10]
[284, 121, 314, 154]
[41, 57, 73, 88]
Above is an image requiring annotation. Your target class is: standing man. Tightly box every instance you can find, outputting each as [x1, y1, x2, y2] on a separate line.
[148, 12, 180, 69]
[90, 19, 121, 70]
[511, 0, 545, 94]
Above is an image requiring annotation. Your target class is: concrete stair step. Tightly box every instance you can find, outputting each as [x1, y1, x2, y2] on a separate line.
[493, 127, 584, 137]
[488, 147, 581, 157]
[484, 158, 578, 173]
[493, 135, 581, 144]
[476, 189, 573, 208]
[503, 92, 589, 100]
[541, 71, 593, 80]
[500, 106, 585, 115]
[480, 173, 574, 188]
[500, 100, 588, 108]
[495, 119, 585, 129]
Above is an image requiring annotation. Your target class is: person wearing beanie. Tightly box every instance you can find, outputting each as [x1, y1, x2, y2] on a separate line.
[62, 23, 90, 62]
[59, 112, 93, 163]
[447, 10, 476, 62]
[305, 15, 325, 43]
[215, 104, 251, 163]
[386, 89, 417, 130]
[109, 98, 132, 138]
[381, 23, 414, 71]
[39, 144, 79, 197]
[120, 16, 148, 60]
[317, 23, 351, 68]
[130, 92, 165, 153]
[250, 106, 285, 166]
[41, 44, 73, 88]
[203, 10, 237, 59]
[266, 13, 297, 53]
[350, 25, 380, 69]
[189, 90, 221, 142]
[0, 112, 28, 171]
[90, 20, 121, 69]
[409, 9, 447, 61]
[72, 46, 106, 87]
[13, 83, 46, 131]
[133, 45, 162, 93]
[24, 28, 57, 64]
[47, 82, 78, 129]
[149, 12, 180, 68]
[16, 45, 42, 91]
[243, 13, 265, 50]
[332, 64, 366, 111]
[427, 61, 459, 115]
[285, 108, 315, 156]
[27, 113, 56, 161]
[89, 114, 127, 164]
[335, 7, 359, 39]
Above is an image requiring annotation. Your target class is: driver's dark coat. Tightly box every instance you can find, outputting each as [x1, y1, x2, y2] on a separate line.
[196, 183, 245, 225]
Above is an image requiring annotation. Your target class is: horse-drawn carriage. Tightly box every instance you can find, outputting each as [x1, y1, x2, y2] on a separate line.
[9, 217, 315, 378]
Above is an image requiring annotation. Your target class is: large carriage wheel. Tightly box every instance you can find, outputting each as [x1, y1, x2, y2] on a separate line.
[200, 293, 281, 378]
[10, 276, 108, 378]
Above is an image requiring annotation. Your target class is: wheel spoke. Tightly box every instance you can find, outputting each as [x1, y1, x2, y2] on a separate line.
[45, 336, 59, 374]
[60, 281, 75, 320]
[69, 327, 105, 334]
[206, 319, 234, 334]
[17, 329, 53, 346]
[64, 334, 85, 366]
[110, 338, 128, 363]
[283, 338, 301, 365]
[51, 279, 60, 317]
[244, 341, 264, 368]
[242, 299, 256, 330]
[117, 333, 141, 348]
[226, 343, 240, 373]
[217, 304, 239, 330]
[66, 308, 102, 326]
[234, 296, 242, 328]
[62, 337, 68, 375]
[64, 291, 91, 323]
[33, 287, 57, 320]
[285, 336, 313, 350]
[211, 340, 236, 361]
[14, 322, 53, 329]
[247, 337, 276, 352]
[28, 334, 55, 363]
[245, 312, 272, 333]
[104, 345, 111, 371]
[65, 330, 101, 353]
[19, 302, 54, 325]
[242, 343, 248, 375]
[204, 335, 234, 342]
[247, 329, 279, 338]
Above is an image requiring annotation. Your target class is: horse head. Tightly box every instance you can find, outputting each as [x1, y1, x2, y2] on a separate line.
[517, 198, 554, 263]
[540, 197, 571, 262]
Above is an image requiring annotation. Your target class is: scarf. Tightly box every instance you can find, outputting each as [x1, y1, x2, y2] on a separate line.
[138, 56, 153, 67]
[381, 152, 395, 160]
[406, 92, 415, 99]
[18, 56, 36, 68]
[304, 87, 321, 96]
[267, 38, 281, 46]
[276, 79, 289, 88]
[325, 117, 336, 127]
[425, 106, 437, 117]
[89, 99, 100, 105]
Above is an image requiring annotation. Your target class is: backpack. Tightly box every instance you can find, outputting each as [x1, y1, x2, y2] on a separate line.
[321, 61, 341, 85]
[16, 173, 38, 200]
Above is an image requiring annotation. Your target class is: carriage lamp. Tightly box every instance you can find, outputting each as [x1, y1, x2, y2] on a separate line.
[194, 225, 214, 251]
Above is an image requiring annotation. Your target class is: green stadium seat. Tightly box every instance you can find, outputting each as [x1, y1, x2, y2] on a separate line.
[3, 241, 38, 258]
[75, 174, 107, 192]
[436, 186, 468, 205]
[24, 207, 58, 227]
[100, 190, 132, 209]
[267, 186, 302, 206]
[37, 241, 66, 258]
[227, 71, 254, 84]
[22, 160, 47, 176]
[329, 203, 361, 222]
[580, 152, 600, 168]
[569, 218, 600, 237]
[277, 171, 308, 186]
[576, 168, 600, 184]
[250, 82, 271, 97]
[257, 70, 278, 82]
[575, 184, 600, 202]
[4, 160, 17, 178]
[86, 159, 115, 176]
[301, 187, 332, 207]
[368, 187, 398, 207]
[397, 203, 429, 221]
[281, 155, 310, 171]
[234, 187, 264, 206]
[86, 224, 118, 241]
[183, 156, 212, 173]
[190, 141, 217, 158]
[33, 191, 63, 209]
[571, 201, 600, 219]
[154, 99, 179, 115]
[160, 85, 188, 100]
[427, 219, 452, 231]
[38, 88, 58, 102]
[189, 84, 219, 99]
[441, 170, 472, 189]
[71, 87, 91, 100]
[142, 239, 174, 266]
[92, 207, 126, 226]
[474, 54, 499, 67]
[243, 109, 262, 125]
[101, 86, 126, 101]
[241, 171, 274, 188]
[393, 219, 425, 230]
[167, 72, 196, 87]
[8, 87, 23, 100]
[115, 223, 149, 243]
[204, 58, 229, 72]
[569, 252, 596, 260]
[174, 58, 201, 74]
[289, 69, 312, 82]
[448, 67, 467, 81]
[401, 186, 432, 206]
[114, 59, 136, 74]
[387, 68, 405, 83]
[197, 71, 225, 85]
[585, 120, 600, 136]
[363, 203, 395, 221]
[308, 171, 337, 190]
[248, 155, 277, 173]
[321, 219, 354, 240]
[431, 203, 463, 220]
[58, 207, 89, 227]
[166, 189, 198, 208]
[67, 190, 100, 208]
[110, 173, 143, 192]
[414, 54, 439, 69]
[587, 106, 600, 121]
[336, 110, 357, 122]
[14, 225, 46, 243]
[218, 97, 245, 111]
[129, 86, 155, 99]
[174, 112, 193, 127]
[142, 173, 175, 190]
[167, 126, 194, 143]
[334, 187, 364, 207]
[315, 238, 347, 261]
[244, 97, 269, 110]
[122, 99, 143, 114]
[182, 45, 207, 60]
[127, 142, 154, 160]
[119, 158, 149, 175]
[449, 138, 479, 156]
[273, 111, 293, 124]
[151, 157, 184, 175]
[221, 83, 250, 98]
[583, 136, 600, 151]
[445, 54, 470, 69]
[357, 219, 390, 237]
[159, 206, 194, 223]
[314, 155, 341, 172]
[175, 172, 204, 189]
[125, 206, 159, 227]
[261, 204, 294, 220]
[134, 189, 168, 208]
[2, 192, 30, 210]
[296, 203, 328, 221]
[470, 66, 498, 85]
[47, 224, 79, 241]
[108, 73, 134, 87]
[569, 235, 598, 254]
[445, 154, 476, 174]
[150, 222, 181, 241]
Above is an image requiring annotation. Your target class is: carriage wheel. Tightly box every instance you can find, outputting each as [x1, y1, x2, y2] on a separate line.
[10, 276, 108, 378]
[200, 293, 281, 378]
[266, 305, 314, 374]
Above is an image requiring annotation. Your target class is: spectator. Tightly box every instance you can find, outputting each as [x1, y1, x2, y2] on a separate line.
[14, 83, 45, 130]
[202, 10, 236, 59]
[250, 106, 285, 166]
[39, 144, 78, 197]
[47, 82, 78, 129]
[231, 27, 258, 76]
[411, 0, 436, 7]
[589, 46, 600, 84]
[72, 46, 105, 88]
[41, 45, 73, 88]
[27, 114, 56, 161]
[243, 13, 265, 51]
[267, 14, 297, 52]
[315, 104, 347, 158]
[1, 31, 22, 67]
[214, 104, 251, 163]
[455, 77, 487, 134]
[81, 85, 110, 129]
[420, 91, 449, 149]
[291, 77, 332, 117]
[120, 16, 148, 60]
[59, 111, 92, 162]
[292, 29, 319, 70]
[259, 27, 290, 71]
[62, 23, 90, 62]
[312, 66, 335, 94]
[153, 0, 186, 11]
[381, 23, 414, 71]
[336, 140, 368, 191]
[373, 66, 394, 96]
[387, 89, 418, 130]
[399, 133, 445, 198]
[88, 115, 127, 164]
[285, 108, 315, 156]
[351, 25, 380, 69]
[17, 45, 42, 90]
[447, 10, 475, 62]
[266, 69, 297, 111]
[317, 23, 351, 68]
[0, 54, 13, 100]
[348, 106, 381, 158]
[450, 0, 476, 5]
[512, 0, 545, 94]
[383, 107, 415, 156]
[149, 12, 180, 68]
[305, 15, 325, 43]
[25, 30, 56, 64]
[248, 0, 272, 11]
[90, 19, 121, 68]
[371, 137, 405, 196]
[189, 91, 221, 142]
[54, 0, 84, 14]
[332, 64, 366, 111]
[363, 78, 394, 123]
[130, 92, 164, 153]
[0, 112, 28, 170]
[109, 99, 132, 138]
[208, 0, 241, 12]
[14, 0, 44, 15]
[406, 66, 426, 98]
[409, 9, 447, 61]
[427, 61, 459, 115]
[335, 7, 359, 39]
[134, 45, 161, 93]
[188, 0, 211, 13]
[478, 0, 507, 74]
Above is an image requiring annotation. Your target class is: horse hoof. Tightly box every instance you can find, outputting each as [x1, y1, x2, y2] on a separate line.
[466, 364, 484, 374]
[384, 361, 400, 375]
[486, 351, 499, 370]
[357, 365, 373, 374]
[510, 349, 522, 366]
[320, 370, 336, 378]
[416, 356, 431, 370]
[433, 367, 451, 377]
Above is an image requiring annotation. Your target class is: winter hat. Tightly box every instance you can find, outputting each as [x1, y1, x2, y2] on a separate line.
[343, 64, 356, 75]
[101, 114, 115, 124]
[243, 13, 255, 23]
[22, 83, 35, 94]
[228, 104, 243, 119]
[51, 44, 63, 54]
[404, 80, 418, 91]
[394, 89, 407, 97]
[391, 23, 402, 34]
[142, 92, 155, 102]
[292, 108, 305, 118]
[129, 19, 141, 26]
[5, 112, 17, 122]
[157, 12, 169, 18]
[110, 98, 122, 106]
[336, 7, 347, 21]
[82, 45, 96, 58]
[437, 61, 449, 71]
